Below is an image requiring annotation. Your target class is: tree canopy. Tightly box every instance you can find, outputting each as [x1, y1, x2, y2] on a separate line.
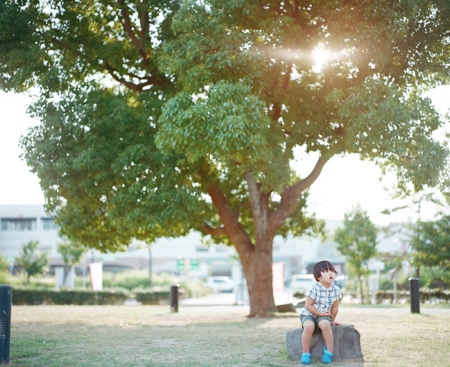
[1, 0, 449, 316]
[15, 240, 49, 285]
[410, 215, 450, 271]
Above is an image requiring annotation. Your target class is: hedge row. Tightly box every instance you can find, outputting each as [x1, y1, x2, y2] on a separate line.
[293, 289, 450, 304]
[12, 288, 173, 306]
[133, 289, 183, 305]
[376, 289, 450, 304]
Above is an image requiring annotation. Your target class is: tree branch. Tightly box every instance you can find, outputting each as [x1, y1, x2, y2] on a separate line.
[118, 0, 142, 51]
[272, 61, 293, 121]
[138, 2, 149, 39]
[118, 0, 150, 69]
[207, 182, 254, 255]
[102, 61, 168, 91]
[201, 224, 227, 236]
[268, 157, 328, 232]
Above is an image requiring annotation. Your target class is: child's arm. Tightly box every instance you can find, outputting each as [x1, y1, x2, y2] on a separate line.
[330, 300, 341, 325]
[305, 296, 331, 317]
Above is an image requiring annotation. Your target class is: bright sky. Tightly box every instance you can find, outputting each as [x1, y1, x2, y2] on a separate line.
[1, 86, 449, 225]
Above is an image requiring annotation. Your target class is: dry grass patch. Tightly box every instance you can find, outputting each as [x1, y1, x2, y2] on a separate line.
[11, 305, 450, 367]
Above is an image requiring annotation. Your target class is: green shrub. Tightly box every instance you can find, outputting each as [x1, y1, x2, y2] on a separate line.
[292, 291, 306, 299]
[102, 271, 181, 291]
[133, 288, 172, 305]
[375, 288, 450, 304]
[12, 287, 130, 305]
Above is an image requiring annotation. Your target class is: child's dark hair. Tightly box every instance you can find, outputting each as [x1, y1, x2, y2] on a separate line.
[312, 260, 338, 281]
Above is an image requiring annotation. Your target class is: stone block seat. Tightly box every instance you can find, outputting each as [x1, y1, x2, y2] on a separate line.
[286, 324, 364, 362]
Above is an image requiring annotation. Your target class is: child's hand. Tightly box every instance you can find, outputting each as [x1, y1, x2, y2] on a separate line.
[331, 320, 341, 326]
[321, 311, 331, 317]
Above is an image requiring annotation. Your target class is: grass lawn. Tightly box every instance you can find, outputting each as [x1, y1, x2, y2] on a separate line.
[11, 304, 450, 367]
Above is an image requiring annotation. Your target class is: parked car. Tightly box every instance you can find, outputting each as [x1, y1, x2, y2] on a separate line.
[206, 276, 234, 293]
[290, 274, 316, 292]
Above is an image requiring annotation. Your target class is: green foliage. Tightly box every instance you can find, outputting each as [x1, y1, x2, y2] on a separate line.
[335, 206, 379, 272]
[0, 255, 10, 283]
[335, 206, 378, 303]
[101, 270, 211, 298]
[14, 241, 49, 285]
[410, 215, 450, 271]
[102, 270, 176, 291]
[419, 266, 450, 288]
[375, 288, 450, 304]
[58, 241, 87, 268]
[0, 255, 9, 272]
[0, 255, 9, 284]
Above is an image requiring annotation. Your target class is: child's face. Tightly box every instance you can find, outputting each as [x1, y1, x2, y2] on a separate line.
[318, 269, 336, 287]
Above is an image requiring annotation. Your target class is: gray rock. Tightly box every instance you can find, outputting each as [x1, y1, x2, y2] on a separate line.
[286, 324, 364, 362]
[276, 303, 296, 312]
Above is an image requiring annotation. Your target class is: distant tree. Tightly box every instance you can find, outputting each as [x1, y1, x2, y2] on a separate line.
[15, 241, 49, 285]
[57, 241, 87, 287]
[410, 215, 450, 272]
[2, 0, 449, 316]
[0, 255, 9, 272]
[335, 206, 378, 304]
[0, 255, 10, 283]
[383, 184, 450, 277]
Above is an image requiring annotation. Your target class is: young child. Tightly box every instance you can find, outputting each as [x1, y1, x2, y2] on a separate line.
[299, 260, 342, 365]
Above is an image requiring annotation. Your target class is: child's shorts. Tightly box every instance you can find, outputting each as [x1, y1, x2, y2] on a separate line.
[300, 314, 332, 330]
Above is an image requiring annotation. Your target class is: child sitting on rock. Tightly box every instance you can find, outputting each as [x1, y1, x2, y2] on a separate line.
[299, 260, 342, 365]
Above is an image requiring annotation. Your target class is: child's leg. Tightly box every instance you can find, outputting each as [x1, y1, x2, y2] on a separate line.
[301, 320, 315, 353]
[318, 319, 333, 352]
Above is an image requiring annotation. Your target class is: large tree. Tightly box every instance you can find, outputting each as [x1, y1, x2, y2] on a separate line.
[1, 0, 449, 316]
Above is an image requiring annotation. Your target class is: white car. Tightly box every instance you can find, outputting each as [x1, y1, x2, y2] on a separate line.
[206, 276, 234, 293]
[290, 274, 316, 292]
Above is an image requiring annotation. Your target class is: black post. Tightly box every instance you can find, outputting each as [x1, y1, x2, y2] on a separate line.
[0, 285, 12, 363]
[170, 284, 179, 313]
[409, 278, 420, 314]
[148, 248, 152, 288]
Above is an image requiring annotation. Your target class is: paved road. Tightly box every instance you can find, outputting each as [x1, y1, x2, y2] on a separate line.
[181, 292, 237, 306]
[181, 292, 298, 306]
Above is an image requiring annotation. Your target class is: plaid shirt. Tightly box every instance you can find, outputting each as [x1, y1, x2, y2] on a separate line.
[300, 282, 342, 315]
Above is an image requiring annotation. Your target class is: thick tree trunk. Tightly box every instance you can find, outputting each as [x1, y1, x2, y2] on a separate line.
[244, 239, 277, 317]
[204, 159, 328, 317]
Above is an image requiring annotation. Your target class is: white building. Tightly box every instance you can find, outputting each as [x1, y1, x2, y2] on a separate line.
[2, 204, 375, 279]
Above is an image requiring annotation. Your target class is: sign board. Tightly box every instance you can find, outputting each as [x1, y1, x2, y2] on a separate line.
[272, 262, 284, 294]
[368, 259, 385, 271]
[176, 258, 185, 272]
[89, 262, 103, 291]
[190, 258, 199, 270]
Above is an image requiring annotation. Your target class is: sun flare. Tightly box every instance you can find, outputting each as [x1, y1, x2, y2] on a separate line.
[313, 47, 330, 72]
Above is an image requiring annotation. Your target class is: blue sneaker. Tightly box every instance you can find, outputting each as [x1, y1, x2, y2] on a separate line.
[322, 347, 333, 364]
[300, 353, 311, 365]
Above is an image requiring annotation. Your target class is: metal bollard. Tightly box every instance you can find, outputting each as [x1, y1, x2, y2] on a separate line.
[0, 285, 12, 363]
[409, 278, 420, 314]
[170, 284, 179, 313]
